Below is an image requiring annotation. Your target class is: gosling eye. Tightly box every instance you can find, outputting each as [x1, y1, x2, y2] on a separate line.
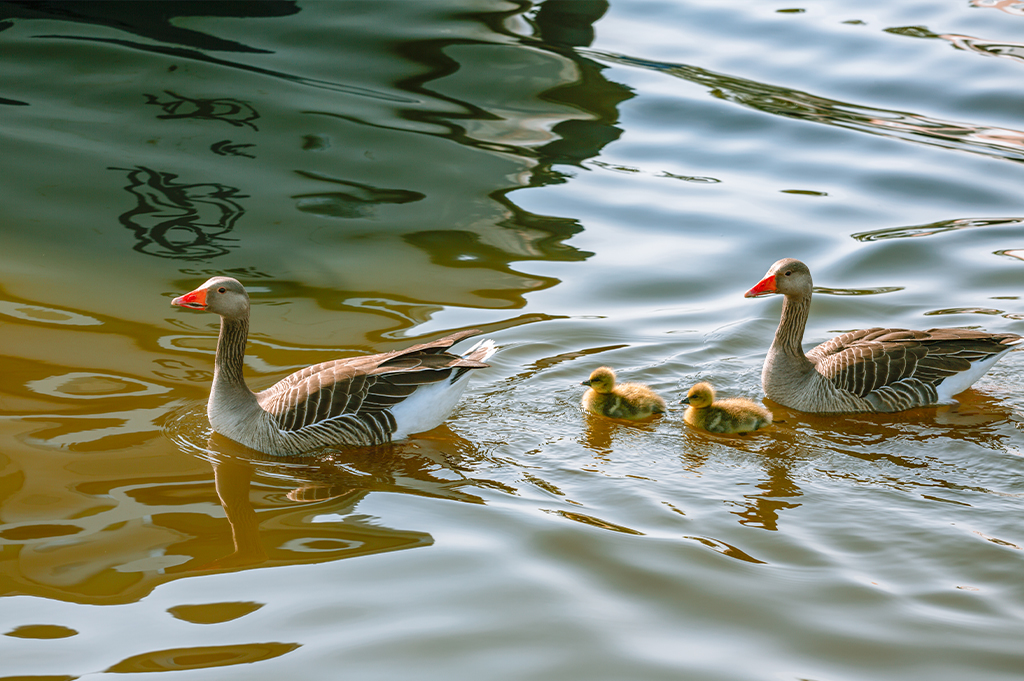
[218, 287, 227, 293]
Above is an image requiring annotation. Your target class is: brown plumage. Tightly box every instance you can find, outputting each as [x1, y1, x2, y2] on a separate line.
[682, 382, 772, 434]
[745, 258, 1021, 413]
[171, 276, 496, 456]
[581, 366, 666, 420]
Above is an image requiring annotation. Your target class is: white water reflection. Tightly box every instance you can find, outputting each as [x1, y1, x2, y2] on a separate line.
[0, 301, 102, 326]
[27, 372, 170, 400]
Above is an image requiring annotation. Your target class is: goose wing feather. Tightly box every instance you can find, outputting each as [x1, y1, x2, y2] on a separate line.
[255, 330, 489, 433]
[808, 327, 1018, 398]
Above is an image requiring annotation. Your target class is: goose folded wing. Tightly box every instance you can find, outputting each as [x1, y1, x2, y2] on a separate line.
[257, 337, 486, 432]
[807, 328, 932, 397]
[909, 331, 1021, 385]
[809, 327, 1016, 398]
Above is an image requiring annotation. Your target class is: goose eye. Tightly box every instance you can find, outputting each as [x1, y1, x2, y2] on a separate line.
[218, 287, 227, 293]
[784, 270, 792, 276]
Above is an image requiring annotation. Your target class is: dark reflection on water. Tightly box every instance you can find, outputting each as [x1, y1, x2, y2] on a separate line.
[548, 508, 644, 535]
[210, 140, 256, 158]
[0, 1, 300, 52]
[114, 166, 247, 260]
[812, 285, 905, 296]
[144, 90, 260, 130]
[891, 24, 1024, 66]
[852, 217, 1024, 242]
[72, 0, 631, 323]
[4, 623, 78, 639]
[291, 2, 624, 284]
[293, 173, 425, 220]
[38, 35, 415, 102]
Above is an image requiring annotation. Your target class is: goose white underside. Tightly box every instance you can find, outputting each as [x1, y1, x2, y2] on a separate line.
[389, 337, 495, 439]
[934, 349, 1013, 403]
[389, 372, 474, 439]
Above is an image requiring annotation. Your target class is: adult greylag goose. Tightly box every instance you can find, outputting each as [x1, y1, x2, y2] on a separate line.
[171, 276, 496, 456]
[581, 366, 666, 420]
[745, 258, 1021, 413]
[682, 382, 772, 434]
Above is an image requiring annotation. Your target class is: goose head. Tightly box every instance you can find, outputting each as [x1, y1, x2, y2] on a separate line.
[581, 366, 616, 393]
[681, 382, 715, 408]
[744, 258, 813, 299]
[172, 276, 250, 320]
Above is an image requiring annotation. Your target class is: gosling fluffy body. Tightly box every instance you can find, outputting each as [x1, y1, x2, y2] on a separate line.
[682, 382, 772, 434]
[581, 366, 666, 420]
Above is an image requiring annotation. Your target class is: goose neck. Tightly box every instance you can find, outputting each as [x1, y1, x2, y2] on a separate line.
[213, 315, 250, 391]
[774, 292, 812, 360]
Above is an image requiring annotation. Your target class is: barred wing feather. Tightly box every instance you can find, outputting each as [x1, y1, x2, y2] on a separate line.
[255, 329, 488, 435]
[809, 327, 1018, 401]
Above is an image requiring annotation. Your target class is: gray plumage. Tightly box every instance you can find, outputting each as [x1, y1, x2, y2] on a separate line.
[172, 276, 495, 455]
[745, 258, 1021, 413]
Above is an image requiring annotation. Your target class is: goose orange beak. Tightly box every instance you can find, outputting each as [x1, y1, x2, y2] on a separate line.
[744, 275, 777, 298]
[172, 288, 208, 310]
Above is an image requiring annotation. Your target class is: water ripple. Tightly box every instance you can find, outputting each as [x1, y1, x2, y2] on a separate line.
[851, 217, 1024, 242]
[0, 300, 102, 326]
[38, 35, 418, 103]
[813, 286, 905, 296]
[585, 48, 1024, 164]
[26, 372, 170, 400]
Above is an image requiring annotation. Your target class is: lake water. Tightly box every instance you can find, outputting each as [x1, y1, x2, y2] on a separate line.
[2, 1, 1024, 679]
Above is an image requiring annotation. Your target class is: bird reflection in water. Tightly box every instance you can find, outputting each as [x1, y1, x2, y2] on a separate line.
[579, 411, 662, 460]
[196, 428, 486, 571]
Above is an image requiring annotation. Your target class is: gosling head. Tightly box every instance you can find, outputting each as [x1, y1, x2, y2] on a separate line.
[581, 366, 616, 394]
[681, 382, 715, 408]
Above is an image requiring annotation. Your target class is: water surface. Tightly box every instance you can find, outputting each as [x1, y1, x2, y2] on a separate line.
[2, 1, 1024, 679]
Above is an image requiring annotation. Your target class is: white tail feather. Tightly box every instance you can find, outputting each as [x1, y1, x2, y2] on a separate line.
[935, 349, 1014, 402]
[462, 337, 497, 362]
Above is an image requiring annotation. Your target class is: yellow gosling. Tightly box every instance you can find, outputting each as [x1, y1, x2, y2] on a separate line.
[682, 382, 772, 434]
[581, 366, 666, 420]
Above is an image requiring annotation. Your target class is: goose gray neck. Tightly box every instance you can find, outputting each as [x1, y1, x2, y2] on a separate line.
[209, 315, 260, 423]
[214, 315, 250, 387]
[763, 290, 817, 401]
[773, 292, 813, 363]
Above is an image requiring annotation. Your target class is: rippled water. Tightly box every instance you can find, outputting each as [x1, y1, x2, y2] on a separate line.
[3, 1, 1024, 679]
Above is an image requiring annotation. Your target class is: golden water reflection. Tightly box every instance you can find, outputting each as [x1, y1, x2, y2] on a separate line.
[0, 422, 492, 605]
[105, 641, 301, 674]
